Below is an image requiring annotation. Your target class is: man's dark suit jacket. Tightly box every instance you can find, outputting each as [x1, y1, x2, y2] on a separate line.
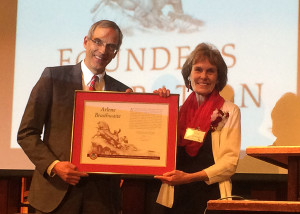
[17, 63, 131, 213]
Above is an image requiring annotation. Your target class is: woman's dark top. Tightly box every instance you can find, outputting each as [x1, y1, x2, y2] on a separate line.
[145, 131, 220, 214]
[166, 130, 220, 214]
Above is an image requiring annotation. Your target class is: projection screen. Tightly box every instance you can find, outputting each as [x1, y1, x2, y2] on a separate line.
[0, 0, 299, 174]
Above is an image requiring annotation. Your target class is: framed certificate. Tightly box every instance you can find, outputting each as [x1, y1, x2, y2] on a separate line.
[70, 91, 179, 176]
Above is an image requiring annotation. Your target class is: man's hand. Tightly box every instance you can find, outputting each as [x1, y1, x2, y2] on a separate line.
[53, 161, 88, 185]
[125, 88, 133, 93]
[153, 86, 170, 97]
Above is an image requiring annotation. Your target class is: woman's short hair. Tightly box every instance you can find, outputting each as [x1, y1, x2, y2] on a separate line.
[87, 20, 123, 51]
[181, 43, 228, 91]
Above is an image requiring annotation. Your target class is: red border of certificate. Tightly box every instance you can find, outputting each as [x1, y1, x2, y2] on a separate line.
[70, 91, 178, 175]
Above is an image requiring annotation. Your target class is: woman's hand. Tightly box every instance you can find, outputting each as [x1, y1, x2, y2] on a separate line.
[154, 170, 193, 186]
[153, 86, 170, 98]
[154, 170, 209, 186]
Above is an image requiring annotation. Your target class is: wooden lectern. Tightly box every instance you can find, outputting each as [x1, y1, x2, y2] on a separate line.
[207, 146, 300, 213]
[246, 146, 300, 201]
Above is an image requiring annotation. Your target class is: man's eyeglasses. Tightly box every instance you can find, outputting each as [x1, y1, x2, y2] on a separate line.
[89, 38, 118, 54]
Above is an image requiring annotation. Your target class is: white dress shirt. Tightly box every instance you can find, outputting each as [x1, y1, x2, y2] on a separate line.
[81, 60, 105, 91]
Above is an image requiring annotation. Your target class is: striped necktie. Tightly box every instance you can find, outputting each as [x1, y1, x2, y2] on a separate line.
[89, 75, 99, 91]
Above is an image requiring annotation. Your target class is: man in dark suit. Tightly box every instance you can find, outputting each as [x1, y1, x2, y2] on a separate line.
[17, 20, 132, 214]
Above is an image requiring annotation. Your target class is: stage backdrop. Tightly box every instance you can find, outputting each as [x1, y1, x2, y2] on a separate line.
[1, 0, 299, 174]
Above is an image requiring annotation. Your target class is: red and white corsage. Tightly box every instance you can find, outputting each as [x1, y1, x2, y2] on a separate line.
[210, 109, 229, 132]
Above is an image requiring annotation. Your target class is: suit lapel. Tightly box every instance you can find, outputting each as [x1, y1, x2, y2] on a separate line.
[104, 74, 115, 91]
[70, 62, 83, 91]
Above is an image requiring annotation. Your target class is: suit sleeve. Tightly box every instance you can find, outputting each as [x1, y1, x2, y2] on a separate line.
[17, 68, 57, 175]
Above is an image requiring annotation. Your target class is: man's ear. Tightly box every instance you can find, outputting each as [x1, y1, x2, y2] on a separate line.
[83, 36, 89, 49]
[112, 51, 118, 59]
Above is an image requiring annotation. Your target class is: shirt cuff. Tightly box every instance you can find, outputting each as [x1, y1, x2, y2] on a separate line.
[47, 160, 60, 177]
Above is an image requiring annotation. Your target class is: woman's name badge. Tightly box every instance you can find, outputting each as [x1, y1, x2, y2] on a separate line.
[184, 128, 205, 143]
